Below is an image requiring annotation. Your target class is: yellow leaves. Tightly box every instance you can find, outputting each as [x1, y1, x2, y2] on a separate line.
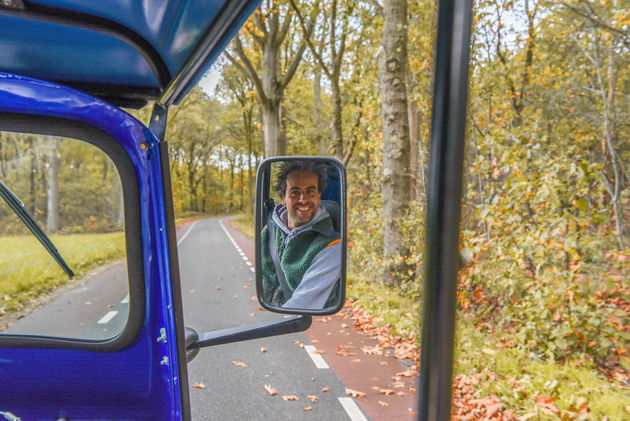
[192, 382, 206, 389]
[232, 360, 247, 367]
[282, 395, 299, 401]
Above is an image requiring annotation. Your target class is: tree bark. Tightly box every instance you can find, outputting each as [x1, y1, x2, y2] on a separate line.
[46, 138, 60, 232]
[378, 0, 411, 284]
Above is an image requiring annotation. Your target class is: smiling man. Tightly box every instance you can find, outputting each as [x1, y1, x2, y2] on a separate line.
[261, 161, 341, 310]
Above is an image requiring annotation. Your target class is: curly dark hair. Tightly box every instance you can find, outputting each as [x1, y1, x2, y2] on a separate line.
[273, 160, 328, 197]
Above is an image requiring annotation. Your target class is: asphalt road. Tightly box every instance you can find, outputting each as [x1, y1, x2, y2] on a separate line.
[180, 217, 364, 420]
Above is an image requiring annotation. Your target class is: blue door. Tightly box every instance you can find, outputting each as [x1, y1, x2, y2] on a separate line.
[0, 73, 189, 419]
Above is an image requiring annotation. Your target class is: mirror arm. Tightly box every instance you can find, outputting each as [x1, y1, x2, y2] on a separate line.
[185, 316, 312, 361]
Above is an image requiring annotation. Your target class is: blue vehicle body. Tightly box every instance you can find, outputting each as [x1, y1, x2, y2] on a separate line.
[0, 72, 184, 419]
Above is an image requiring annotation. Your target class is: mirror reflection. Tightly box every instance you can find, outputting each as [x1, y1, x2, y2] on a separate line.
[259, 159, 344, 311]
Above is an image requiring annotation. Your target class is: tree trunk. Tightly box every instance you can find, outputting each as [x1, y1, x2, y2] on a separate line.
[331, 79, 343, 158]
[378, 0, 411, 285]
[314, 68, 327, 155]
[262, 101, 286, 157]
[46, 138, 60, 232]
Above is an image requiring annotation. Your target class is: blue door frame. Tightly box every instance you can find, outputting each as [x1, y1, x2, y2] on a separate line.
[0, 72, 186, 419]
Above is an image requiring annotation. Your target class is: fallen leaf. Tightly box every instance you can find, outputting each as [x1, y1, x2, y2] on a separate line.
[535, 395, 560, 415]
[249, 313, 256, 317]
[395, 369, 417, 378]
[303, 406, 313, 412]
[282, 395, 300, 401]
[192, 382, 206, 389]
[251, 295, 257, 300]
[311, 339, 319, 343]
[188, 289, 196, 293]
[307, 395, 318, 402]
[311, 349, 325, 354]
[517, 413, 538, 421]
[322, 387, 329, 392]
[379, 361, 388, 366]
[396, 391, 406, 396]
[346, 388, 366, 399]
[362, 345, 383, 355]
[378, 401, 390, 407]
[232, 361, 247, 367]
[352, 359, 361, 363]
[341, 323, 348, 328]
[264, 385, 278, 396]
[380, 389, 395, 395]
[217, 287, 222, 291]
[244, 283, 252, 289]
[232, 295, 238, 299]
[260, 347, 267, 353]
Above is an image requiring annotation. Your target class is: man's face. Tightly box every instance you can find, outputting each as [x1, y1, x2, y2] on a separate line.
[282, 170, 321, 229]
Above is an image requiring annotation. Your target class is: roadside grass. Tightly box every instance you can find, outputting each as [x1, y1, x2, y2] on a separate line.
[346, 270, 420, 339]
[231, 214, 255, 239]
[454, 319, 630, 420]
[0, 232, 125, 314]
[348, 273, 630, 420]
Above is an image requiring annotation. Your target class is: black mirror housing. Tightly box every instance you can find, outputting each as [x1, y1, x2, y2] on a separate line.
[255, 156, 347, 315]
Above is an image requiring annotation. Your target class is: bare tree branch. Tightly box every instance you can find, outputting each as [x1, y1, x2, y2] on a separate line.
[225, 39, 268, 105]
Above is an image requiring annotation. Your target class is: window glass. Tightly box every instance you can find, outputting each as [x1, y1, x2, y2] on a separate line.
[0, 132, 128, 340]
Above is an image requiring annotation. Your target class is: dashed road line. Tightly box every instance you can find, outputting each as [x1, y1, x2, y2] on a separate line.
[304, 345, 330, 369]
[97, 310, 118, 324]
[338, 397, 368, 421]
[220, 220, 255, 274]
[121, 294, 129, 304]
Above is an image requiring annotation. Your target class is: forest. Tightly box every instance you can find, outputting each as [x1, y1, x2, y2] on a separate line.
[151, 0, 628, 417]
[0, 0, 627, 418]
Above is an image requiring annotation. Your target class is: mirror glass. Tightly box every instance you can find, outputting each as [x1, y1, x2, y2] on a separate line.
[255, 157, 345, 314]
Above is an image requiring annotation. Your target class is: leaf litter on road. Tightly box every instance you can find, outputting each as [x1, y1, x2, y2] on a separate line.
[264, 385, 278, 396]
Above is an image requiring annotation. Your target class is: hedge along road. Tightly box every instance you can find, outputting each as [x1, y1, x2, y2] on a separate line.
[178, 217, 368, 420]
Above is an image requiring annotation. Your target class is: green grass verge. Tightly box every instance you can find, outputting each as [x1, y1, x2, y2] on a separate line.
[0, 232, 125, 313]
[454, 319, 630, 420]
[348, 272, 629, 420]
[346, 269, 420, 339]
[231, 214, 255, 239]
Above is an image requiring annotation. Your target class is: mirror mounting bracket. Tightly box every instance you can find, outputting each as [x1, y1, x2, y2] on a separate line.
[185, 316, 312, 362]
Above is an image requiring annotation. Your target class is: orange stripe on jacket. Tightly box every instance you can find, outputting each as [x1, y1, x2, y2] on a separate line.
[326, 238, 341, 248]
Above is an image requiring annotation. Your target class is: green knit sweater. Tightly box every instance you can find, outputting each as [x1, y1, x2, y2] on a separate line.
[261, 216, 340, 307]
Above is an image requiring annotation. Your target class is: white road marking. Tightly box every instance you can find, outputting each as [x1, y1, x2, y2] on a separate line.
[250, 268, 255, 273]
[178, 220, 200, 245]
[338, 398, 368, 421]
[121, 294, 129, 304]
[245, 261, 252, 266]
[304, 345, 330, 369]
[97, 311, 118, 324]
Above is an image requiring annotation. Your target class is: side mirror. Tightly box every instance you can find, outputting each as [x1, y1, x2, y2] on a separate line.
[255, 156, 346, 315]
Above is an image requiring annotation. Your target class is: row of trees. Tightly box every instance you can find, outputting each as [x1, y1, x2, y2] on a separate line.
[0, 133, 123, 235]
[163, 0, 628, 365]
